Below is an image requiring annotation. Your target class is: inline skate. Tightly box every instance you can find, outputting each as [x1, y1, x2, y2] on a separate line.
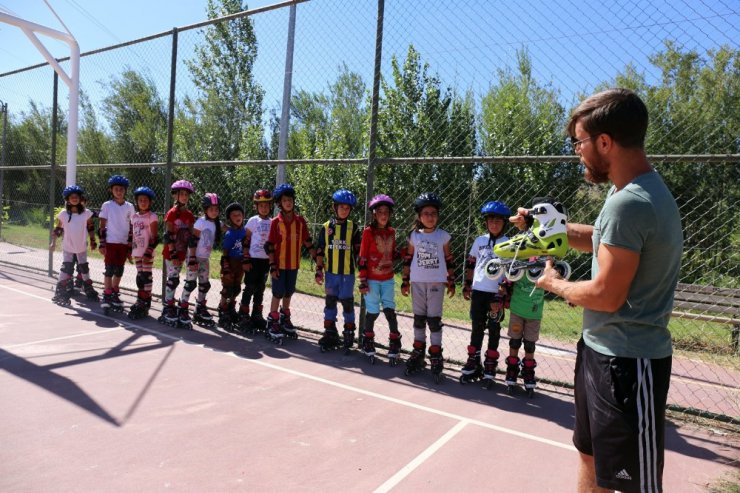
[250, 305, 267, 333]
[128, 297, 150, 320]
[342, 323, 356, 355]
[193, 302, 216, 328]
[429, 345, 444, 384]
[237, 309, 254, 334]
[459, 345, 483, 384]
[318, 321, 342, 352]
[281, 308, 298, 340]
[521, 358, 537, 398]
[158, 303, 179, 326]
[267, 311, 285, 345]
[485, 201, 571, 282]
[387, 333, 402, 367]
[361, 330, 376, 365]
[52, 281, 72, 306]
[504, 356, 521, 394]
[404, 341, 426, 376]
[481, 349, 500, 390]
[109, 290, 125, 314]
[177, 302, 193, 330]
[83, 280, 99, 301]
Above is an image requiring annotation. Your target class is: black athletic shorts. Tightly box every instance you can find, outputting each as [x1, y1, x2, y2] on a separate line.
[573, 338, 672, 493]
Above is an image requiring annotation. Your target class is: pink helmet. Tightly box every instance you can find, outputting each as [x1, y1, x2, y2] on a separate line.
[368, 194, 395, 211]
[171, 180, 194, 194]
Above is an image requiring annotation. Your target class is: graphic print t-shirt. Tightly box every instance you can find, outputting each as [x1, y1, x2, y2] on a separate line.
[409, 228, 451, 283]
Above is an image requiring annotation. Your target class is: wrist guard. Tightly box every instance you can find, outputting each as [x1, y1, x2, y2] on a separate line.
[269, 263, 278, 274]
[188, 235, 199, 248]
[53, 227, 64, 238]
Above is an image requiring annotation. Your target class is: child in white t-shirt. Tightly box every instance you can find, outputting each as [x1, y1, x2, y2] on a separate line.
[238, 189, 273, 332]
[127, 187, 159, 319]
[99, 175, 135, 312]
[401, 192, 455, 383]
[184, 193, 221, 328]
[50, 185, 98, 305]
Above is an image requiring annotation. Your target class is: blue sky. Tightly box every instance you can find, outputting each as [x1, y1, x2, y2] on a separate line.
[0, 0, 737, 127]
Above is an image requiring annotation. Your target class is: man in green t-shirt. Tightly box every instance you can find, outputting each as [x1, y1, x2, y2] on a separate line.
[517, 89, 683, 493]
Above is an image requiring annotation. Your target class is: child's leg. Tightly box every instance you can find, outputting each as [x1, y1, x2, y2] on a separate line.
[521, 319, 540, 391]
[410, 282, 429, 344]
[505, 313, 524, 386]
[180, 261, 198, 305]
[323, 272, 339, 325]
[195, 259, 211, 305]
[53, 251, 75, 301]
[426, 282, 446, 376]
[339, 274, 357, 349]
[464, 290, 488, 375]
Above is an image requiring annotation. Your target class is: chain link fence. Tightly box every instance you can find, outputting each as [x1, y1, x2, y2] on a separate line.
[0, 0, 738, 423]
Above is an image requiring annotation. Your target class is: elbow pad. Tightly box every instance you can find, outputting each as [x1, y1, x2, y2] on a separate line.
[163, 231, 174, 245]
[53, 227, 64, 238]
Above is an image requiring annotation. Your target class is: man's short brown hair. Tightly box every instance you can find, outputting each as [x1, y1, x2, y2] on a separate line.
[567, 88, 648, 149]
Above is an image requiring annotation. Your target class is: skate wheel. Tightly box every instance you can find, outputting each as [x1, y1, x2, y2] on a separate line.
[389, 358, 397, 367]
[504, 267, 525, 282]
[434, 373, 443, 384]
[459, 374, 467, 385]
[506, 385, 515, 394]
[369, 355, 375, 365]
[404, 368, 412, 376]
[525, 267, 543, 283]
[555, 260, 572, 280]
[482, 380, 493, 390]
[527, 388, 534, 398]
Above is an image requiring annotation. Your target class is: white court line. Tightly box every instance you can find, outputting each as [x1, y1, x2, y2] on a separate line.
[0, 282, 577, 455]
[373, 420, 469, 493]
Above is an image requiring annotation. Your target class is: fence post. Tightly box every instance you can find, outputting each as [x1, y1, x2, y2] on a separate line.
[162, 27, 178, 298]
[0, 100, 7, 240]
[48, 72, 59, 277]
[360, 0, 385, 334]
[276, 3, 297, 187]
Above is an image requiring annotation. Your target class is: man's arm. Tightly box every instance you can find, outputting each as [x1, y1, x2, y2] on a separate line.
[537, 243, 639, 312]
[567, 223, 595, 253]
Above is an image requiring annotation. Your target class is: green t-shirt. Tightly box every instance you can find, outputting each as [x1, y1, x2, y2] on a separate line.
[583, 171, 683, 359]
[509, 276, 545, 320]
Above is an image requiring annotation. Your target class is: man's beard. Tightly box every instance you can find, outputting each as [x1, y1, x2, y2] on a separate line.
[583, 156, 609, 184]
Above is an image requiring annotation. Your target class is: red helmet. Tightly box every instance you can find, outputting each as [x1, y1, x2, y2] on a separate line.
[253, 189, 273, 203]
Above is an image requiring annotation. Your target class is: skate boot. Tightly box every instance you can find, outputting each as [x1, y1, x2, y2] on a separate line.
[362, 330, 376, 364]
[225, 302, 239, 333]
[459, 345, 483, 384]
[83, 280, 99, 301]
[342, 323, 356, 354]
[74, 274, 84, 290]
[387, 333, 402, 367]
[482, 349, 500, 389]
[404, 341, 426, 376]
[177, 302, 193, 329]
[158, 302, 179, 326]
[217, 304, 233, 332]
[521, 358, 537, 397]
[238, 308, 253, 334]
[101, 291, 113, 315]
[193, 302, 215, 328]
[281, 308, 298, 339]
[505, 356, 521, 394]
[110, 290, 124, 313]
[318, 321, 341, 352]
[429, 345, 444, 384]
[66, 278, 77, 297]
[250, 304, 267, 333]
[127, 297, 150, 320]
[52, 281, 72, 306]
[267, 311, 284, 344]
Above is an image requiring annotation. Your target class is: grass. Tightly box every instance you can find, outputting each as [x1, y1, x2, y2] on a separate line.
[3, 223, 738, 369]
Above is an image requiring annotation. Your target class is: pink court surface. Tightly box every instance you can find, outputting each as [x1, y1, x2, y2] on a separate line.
[0, 264, 737, 492]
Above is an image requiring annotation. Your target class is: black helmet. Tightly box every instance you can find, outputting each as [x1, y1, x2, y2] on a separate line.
[225, 202, 245, 218]
[413, 192, 442, 213]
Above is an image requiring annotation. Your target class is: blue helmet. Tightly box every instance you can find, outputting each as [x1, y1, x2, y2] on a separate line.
[62, 185, 85, 200]
[108, 175, 129, 188]
[480, 201, 511, 218]
[331, 189, 357, 208]
[273, 183, 295, 202]
[133, 186, 155, 200]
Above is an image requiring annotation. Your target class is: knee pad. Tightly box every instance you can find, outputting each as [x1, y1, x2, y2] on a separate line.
[487, 316, 502, 331]
[77, 262, 90, 274]
[523, 339, 536, 354]
[325, 295, 339, 310]
[143, 272, 153, 286]
[136, 272, 147, 289]
[104, 264, 116, 277]
[428, 316, 443, 333]
[340, 297, 354, 313]
[509, 337, 523, 350]
[183, 280, 197, 293]
[166, 277, 180, 291]
[199, 281, 211, 294]
[113, 265, 124, 277]
[61, 261, 74, 276]
[413, 314, 427, 329]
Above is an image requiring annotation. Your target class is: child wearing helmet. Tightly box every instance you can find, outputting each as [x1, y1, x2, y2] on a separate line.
[315, 189, 362, 353]
[98, 175, 135, 313]
[357, 194, 402, 364]
[217, 202, 249, 332]
[159, 179, 196, 327]
[182, 193, 222, 328]
[238, 189, 273, 333]
[401, 192, 455, 383]
[459, 200, 511, 387]
[264, 183, 316, 343]
[49, 185, 98, 305]
[127, 186, 159, 320]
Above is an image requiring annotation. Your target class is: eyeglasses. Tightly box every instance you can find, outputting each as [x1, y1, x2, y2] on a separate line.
[570, 135, 594, 151]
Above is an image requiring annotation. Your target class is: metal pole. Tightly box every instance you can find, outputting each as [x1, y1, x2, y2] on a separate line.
[360, 0, 385, 333]
[162, 27, 178, 298]
[0, 101, 7, 240]
[276, 3, 296, 187]
[48, 72, 58, 277]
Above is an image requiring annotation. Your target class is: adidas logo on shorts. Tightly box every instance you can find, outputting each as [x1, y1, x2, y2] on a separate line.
[615, 469, 632, 480]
